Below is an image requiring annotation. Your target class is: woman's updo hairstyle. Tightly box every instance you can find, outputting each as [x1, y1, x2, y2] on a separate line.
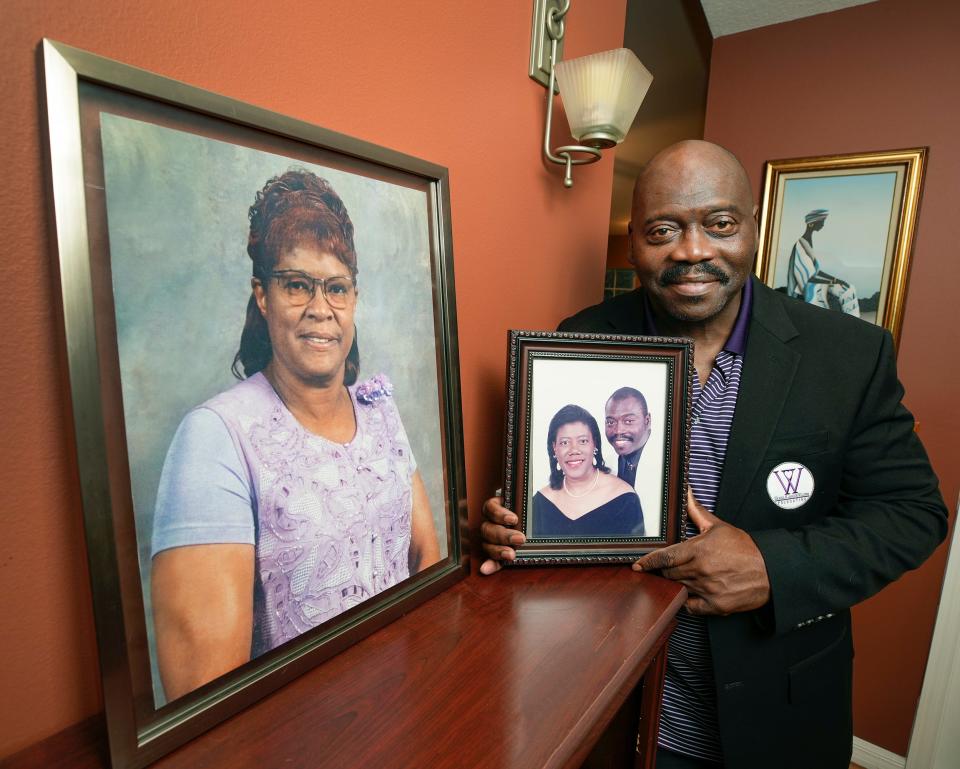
[232, 169, 361, 383]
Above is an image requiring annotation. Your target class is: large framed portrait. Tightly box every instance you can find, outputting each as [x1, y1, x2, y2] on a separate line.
[755, 148, 927, 345]
[502, 331, 692, 564]
[41, 39, 467, 769]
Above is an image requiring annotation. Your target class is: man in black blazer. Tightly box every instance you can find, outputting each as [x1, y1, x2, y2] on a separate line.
[480, 140, 947, 768]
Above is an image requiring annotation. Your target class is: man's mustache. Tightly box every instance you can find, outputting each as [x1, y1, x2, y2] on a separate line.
[658, 263, 730, 287]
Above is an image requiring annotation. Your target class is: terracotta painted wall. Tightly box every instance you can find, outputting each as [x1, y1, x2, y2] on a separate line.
[704, 0, 959, 755]
[0, 0, 626, 756]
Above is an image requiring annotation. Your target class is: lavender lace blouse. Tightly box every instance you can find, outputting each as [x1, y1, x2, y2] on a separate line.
[152, 372, 416, 657]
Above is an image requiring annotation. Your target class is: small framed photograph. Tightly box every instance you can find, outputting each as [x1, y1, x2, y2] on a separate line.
[42, 39, 467, 769]
[755, 148, 927, 345]
[502, 331, 693, 565]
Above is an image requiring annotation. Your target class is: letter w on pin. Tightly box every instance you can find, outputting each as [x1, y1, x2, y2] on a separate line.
[773, 467, 804, 495]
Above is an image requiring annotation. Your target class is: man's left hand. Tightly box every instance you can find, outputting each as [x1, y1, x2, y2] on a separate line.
[633, 489, 771, 616]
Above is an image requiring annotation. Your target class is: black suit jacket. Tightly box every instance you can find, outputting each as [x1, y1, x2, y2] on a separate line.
[559, 278, 947, 769]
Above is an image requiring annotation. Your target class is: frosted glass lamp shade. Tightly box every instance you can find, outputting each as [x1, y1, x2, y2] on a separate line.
[554, 48, 653, 149]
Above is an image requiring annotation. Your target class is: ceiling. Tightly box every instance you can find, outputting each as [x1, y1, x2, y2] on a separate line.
[699, 0, 877, 38]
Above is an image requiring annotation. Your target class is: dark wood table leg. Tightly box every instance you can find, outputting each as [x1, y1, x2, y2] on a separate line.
[580, 621, 675, 769]
[635, 628, 671, 769]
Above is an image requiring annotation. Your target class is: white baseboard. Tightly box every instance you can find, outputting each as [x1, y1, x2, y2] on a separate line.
[853, 737, 905, 769]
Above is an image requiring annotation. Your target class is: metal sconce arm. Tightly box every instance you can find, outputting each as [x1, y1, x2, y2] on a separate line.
[540, 1, 601, 188]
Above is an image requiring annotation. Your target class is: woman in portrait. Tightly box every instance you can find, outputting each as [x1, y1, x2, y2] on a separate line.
[150, 169, 440, 701]
[532, 404, 644, 538]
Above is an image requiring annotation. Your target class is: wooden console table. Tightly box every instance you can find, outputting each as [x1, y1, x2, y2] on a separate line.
[6, 567, 685, 769]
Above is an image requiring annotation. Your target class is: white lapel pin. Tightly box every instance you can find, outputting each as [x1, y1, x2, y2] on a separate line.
[766, 461, 814, 509]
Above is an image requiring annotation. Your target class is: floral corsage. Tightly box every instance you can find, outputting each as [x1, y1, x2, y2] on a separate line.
[355, 373, 395, 405]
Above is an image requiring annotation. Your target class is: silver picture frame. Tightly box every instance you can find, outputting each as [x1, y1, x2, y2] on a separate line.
[41, 38, 468, 769]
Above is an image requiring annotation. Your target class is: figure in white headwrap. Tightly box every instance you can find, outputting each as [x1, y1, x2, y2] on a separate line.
[786, 209, 860, 317]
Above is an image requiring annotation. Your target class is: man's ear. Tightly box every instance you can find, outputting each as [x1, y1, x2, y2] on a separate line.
[627, 223, 637, 267]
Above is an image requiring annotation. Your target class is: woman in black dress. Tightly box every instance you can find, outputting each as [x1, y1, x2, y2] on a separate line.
[532, 404, 644, 538]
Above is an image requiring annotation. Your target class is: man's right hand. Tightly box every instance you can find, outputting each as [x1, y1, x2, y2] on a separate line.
[480, 496, 526, 575]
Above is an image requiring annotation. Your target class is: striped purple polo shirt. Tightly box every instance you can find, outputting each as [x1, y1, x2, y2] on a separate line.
[644, 278, 752, 763]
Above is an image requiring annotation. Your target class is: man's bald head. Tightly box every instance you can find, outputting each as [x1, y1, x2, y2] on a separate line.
[632, 140, 754, 216]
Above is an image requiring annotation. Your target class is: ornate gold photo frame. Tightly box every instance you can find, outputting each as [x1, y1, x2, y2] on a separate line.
[755, 147, 926, 345]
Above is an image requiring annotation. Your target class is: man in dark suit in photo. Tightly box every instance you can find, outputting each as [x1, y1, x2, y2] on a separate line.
[605, 386, 651, 488]
[605, 386, 659, 537]
[480, 140, 947, 769]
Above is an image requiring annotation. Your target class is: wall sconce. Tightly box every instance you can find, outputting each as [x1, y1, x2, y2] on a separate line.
[529, 0, 653, 188]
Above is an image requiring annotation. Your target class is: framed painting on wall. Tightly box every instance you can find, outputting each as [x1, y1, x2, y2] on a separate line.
[755, 147, 926, 345]
[501, 331, 692, 565]
[41, 39, 468, 769]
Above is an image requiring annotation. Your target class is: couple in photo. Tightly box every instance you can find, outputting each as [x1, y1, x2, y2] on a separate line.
[532, 387, 653, 538]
